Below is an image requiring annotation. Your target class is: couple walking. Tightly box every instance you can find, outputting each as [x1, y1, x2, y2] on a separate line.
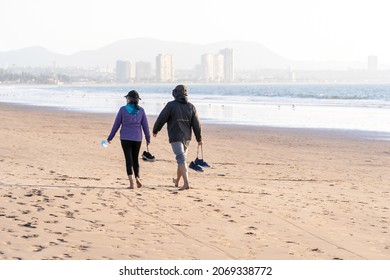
[107, 85, 202, 191]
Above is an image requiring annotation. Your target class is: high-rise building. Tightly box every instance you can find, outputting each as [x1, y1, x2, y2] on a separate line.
[368, 55, 378, 71]
[156, 54, 175, 82]
[201, 53, 224, 82]
[129, 62, 136, 81]
[201, 54, 214, 82]
[116, 60, 131, 83]
[219, 48, 234, 82]
[213, 54, 224, 82]
[136, 61, 152, 82]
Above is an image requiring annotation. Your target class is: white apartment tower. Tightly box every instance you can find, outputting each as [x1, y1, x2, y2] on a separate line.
[201, 53, 224, 82]
[213, 54, 224, 82]
[201, 54, 215, 82]
[156, 54, 175, 82]
[219, 48, 234, 82]
[136, 61, 152, 82]
[116, 60, 131, 83]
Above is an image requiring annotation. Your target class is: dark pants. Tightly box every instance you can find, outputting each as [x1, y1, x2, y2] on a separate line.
[120, 140, 142, 177]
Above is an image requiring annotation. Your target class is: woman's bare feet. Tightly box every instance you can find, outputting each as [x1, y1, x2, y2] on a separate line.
[136, 177, 142, 188]
[172, 178, 179, 187]
[128, 176, 134, 189]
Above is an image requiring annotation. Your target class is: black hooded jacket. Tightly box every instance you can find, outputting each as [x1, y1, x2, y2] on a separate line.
[153, 94, 202, 144]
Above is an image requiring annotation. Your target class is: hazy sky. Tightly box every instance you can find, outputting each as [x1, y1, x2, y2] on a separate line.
[2, 0, 390, 63]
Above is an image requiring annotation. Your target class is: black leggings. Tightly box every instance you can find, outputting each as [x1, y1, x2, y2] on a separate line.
[120, 140, 142, 177]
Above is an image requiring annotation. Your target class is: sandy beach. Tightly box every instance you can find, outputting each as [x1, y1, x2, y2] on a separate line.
[0, 102, 389, 260]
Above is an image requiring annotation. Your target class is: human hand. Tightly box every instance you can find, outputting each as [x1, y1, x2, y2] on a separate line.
[153, 133, 157, 137]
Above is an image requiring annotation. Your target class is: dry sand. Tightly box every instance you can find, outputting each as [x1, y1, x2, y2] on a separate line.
[0, 102, 389, 260]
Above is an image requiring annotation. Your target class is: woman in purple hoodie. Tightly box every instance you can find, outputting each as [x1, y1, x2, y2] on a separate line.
[107, 90, 151, 189]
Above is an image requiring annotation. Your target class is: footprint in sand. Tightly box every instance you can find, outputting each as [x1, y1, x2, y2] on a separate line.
[21, 234, 39, 239]
[44, 220, 59, 224]
[311, 248, 323, 253]
[6, 215, 17, 219]
[65, 211, 75, 219]
[32, 204, 45, 212]
[128, 254, 141, 259]
[32, 245, 45, 252]
[20, 222, 37, 229]
[78, 245, 90, 251]
[54, 195, 69, 200]
[286, 240, 299, 244]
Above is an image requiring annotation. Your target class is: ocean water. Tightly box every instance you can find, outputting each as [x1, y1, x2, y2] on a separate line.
[1, 84, 390, 136]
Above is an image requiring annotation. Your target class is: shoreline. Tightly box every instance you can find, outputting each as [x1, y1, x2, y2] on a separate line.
[1, 101, 389, 260]
[1, 101, 389, 142]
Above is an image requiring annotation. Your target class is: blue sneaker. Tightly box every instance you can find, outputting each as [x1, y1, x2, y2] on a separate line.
[189, 161, 204, 172]
[194, 158, 211, 168]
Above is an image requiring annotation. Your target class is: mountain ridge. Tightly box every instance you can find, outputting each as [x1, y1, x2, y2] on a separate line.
[0, 38, 291, 70]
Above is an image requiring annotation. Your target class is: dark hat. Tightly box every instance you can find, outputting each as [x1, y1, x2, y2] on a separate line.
[172, 85, 188, 97]
[124, 90, 141, 100]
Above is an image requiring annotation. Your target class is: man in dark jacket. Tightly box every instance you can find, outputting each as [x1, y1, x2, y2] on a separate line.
[153, 85, 202, 190]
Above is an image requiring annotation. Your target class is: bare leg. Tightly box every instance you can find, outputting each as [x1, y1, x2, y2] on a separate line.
[135, 177, 142, 188]
[178, 163, 189, 190]
[128, 175, 134, 189]
[173, 166, 182, 187]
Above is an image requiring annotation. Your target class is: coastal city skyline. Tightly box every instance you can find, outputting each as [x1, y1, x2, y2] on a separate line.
[1, 45, 386, 84]
[116, 48, 235, 83]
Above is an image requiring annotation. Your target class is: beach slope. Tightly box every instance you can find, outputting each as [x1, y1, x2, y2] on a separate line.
[0, 103, 389, 260]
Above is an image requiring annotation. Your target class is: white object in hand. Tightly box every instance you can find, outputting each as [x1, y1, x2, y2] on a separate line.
[101, 140, 108, 148]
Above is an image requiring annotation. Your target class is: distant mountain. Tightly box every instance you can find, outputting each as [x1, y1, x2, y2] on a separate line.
[0, 38, 292, 70]
[0, 46, 68, 68]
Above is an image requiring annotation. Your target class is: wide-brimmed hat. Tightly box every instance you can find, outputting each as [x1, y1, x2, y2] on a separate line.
[124, 90, 141, 100]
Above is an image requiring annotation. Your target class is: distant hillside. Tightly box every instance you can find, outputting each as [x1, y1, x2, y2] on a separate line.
[0, 38, 291, 70]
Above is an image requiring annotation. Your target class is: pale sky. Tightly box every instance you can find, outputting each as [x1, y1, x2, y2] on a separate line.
[2, 0, 390, 63]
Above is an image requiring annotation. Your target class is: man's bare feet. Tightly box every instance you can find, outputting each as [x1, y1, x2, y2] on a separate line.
[178, 185, 189, 191]
[172, 178, 179, 187]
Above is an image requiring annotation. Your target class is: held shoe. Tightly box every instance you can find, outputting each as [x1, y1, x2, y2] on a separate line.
[194, 158, 211, 168]
[189, 161, 204, 172]
[142, 151, 156, 162]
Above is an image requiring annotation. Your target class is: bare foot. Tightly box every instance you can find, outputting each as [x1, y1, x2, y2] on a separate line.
[136, 178, 142, 188]
[178, 185, 189, 191]
[128, 176, 134, 189]
[172, 178, 179, 187]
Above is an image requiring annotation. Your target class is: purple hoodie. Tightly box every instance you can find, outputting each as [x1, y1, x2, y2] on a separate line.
[107, 106, 151, 143]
